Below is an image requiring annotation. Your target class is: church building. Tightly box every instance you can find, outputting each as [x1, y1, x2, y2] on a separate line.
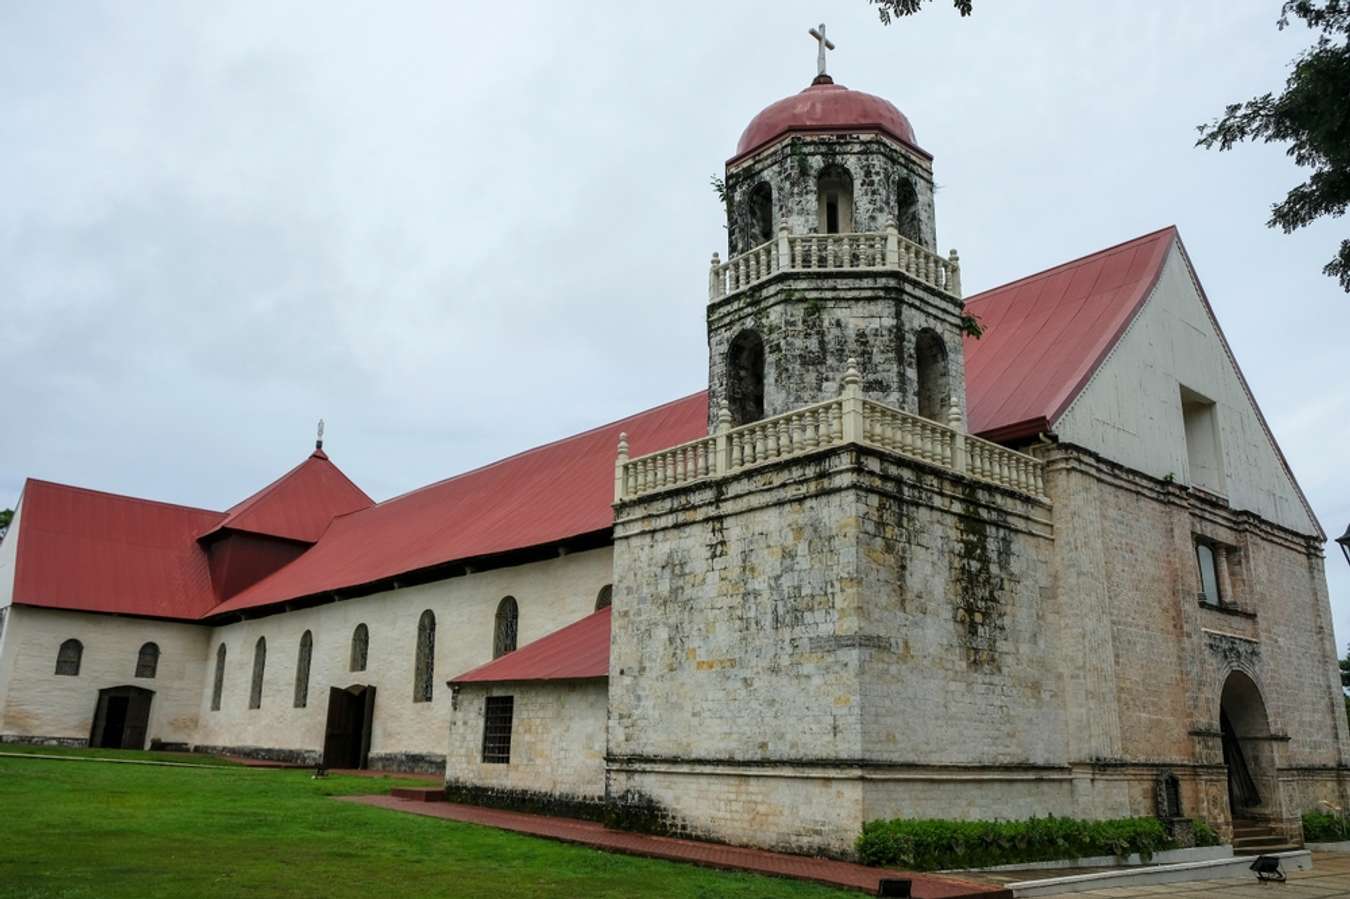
[1, 38, 1345, 858]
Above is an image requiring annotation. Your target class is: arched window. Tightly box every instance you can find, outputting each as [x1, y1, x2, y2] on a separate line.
[595, 584, 613, 611]
[211, 644, 226, 711]
[817, 165, 853, 234]
[914, 329, 949, 421]
[896, 177, 921, 243]
[494, 597, 519, 659]
[135, 642, 160, 679]
[54, 639, 83, 676]
[727, 329, 766, 426]
[294, 631, 312, 709]
[350, 623, 369, 672]
[747, 181, 774, 246]
[248, 636, 266, 710]
[413, 610, 436, 703]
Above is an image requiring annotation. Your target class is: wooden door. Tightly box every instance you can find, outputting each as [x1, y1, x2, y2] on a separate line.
[122, 689, 152, 750]
[323, 687, 358, 768]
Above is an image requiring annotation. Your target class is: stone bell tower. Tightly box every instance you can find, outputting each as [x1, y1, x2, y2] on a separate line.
[707, 28, 967, 430]
[607, 31, 1057, 856]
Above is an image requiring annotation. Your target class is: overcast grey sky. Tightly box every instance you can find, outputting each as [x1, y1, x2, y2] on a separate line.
[3, 1, 1346, 642]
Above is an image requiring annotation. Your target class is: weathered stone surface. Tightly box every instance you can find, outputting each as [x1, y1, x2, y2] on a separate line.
[608, 443, 1057, 854]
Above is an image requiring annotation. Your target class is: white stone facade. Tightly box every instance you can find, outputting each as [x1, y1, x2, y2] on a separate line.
[0, 605, 208, 748]
[0, 546, 611, 769]
[192, 547, 612, 769]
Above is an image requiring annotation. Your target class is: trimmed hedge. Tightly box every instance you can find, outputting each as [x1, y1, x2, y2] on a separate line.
[856, 815, 1173, 870]
[1303, 810, 1350, 842]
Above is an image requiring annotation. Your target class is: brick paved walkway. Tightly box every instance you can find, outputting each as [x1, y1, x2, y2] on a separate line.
[339, 795, 1008, 897]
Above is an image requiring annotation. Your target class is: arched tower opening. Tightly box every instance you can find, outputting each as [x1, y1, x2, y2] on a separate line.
[727, 330, 766, 425]
[747, 182, 774, 246]
[915, 329, 949, 421]
[817, 165, 853, 234]
[896, 176, 921, 244]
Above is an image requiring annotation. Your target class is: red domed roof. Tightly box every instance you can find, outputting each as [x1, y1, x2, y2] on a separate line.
[733, 79, 923, 161]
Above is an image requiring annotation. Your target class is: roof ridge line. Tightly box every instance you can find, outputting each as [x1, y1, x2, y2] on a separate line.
[966, 225, 1178, 304]
[22, 478, 224, 517]
[374, 390, 709, 508]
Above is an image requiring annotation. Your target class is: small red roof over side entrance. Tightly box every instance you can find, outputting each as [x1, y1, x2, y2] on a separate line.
[12, 480, 224, 619]
[207, 393, 710, 617]
[200, 448, 373, 544]
[963, 226, 1177, 443]
[452, 606, 611, 684]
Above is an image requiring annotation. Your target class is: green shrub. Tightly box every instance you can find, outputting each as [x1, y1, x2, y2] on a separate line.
[1303, 810, 1350, 842]
[856, 815, 1173, 870]
[1191, 818, 1221, 847]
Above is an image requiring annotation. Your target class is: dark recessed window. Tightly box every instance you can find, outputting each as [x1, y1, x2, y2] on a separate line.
[481, 696, 514, 764]
[414, 610, 436, 703]
[350, 623, 369, 672]
[1196, 541, 1221, 605]
[135, 642, 160, 679]
[493, 597, 518, 659]
[294, 631, 312, 709]
[211, 644, 226, 711]
[55, 639, 83, 676]
[249, 637, 266, 710]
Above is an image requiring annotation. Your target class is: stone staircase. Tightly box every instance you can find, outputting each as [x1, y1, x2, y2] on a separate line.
[389, 786, 446, 802]
[1231, 818, 1301, 855]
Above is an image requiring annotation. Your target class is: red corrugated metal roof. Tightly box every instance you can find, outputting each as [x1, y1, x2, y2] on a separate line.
[9, 228, 1207, 622]
[12, 480, 224, 619]
[207, 393, 711, 617]
[451, 606, 611, 684]
[963, 226, 1176, 442]
[200, 448, 373, 544]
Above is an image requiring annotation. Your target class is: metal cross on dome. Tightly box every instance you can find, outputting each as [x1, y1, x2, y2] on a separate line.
[809, 23, 836, 78]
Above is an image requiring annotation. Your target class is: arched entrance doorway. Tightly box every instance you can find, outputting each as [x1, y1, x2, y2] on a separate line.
[1220, 671, 1278, 820]
[90, 686, 154, 750]
[323, 684, 375, 770]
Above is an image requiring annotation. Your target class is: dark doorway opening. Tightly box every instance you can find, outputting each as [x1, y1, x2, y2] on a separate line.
[1219, 671, 1277, 820]
[90, 686, 153, 750]
[323, 684, 376, 770]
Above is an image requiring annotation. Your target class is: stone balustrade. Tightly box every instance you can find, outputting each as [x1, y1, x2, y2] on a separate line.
[616, 361, 1046, 503]
[708, 225, 961, 302]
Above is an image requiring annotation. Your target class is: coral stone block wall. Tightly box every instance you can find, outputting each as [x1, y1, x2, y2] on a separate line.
[608, 444, 1059, 855]
[1043, 444, 1350, 841]
[445, 680, 608, 815]
[706, 273, 968, 434]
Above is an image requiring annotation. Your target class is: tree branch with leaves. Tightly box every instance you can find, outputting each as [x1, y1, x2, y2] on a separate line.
[1197, 2, 1350, 291]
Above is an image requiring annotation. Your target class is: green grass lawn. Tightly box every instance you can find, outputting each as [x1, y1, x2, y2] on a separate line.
[0, 743, 242, 766]
[0, 756, 856, 898]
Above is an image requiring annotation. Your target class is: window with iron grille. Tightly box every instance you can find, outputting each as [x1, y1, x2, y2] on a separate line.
[481, 696, 514, 764]
[493, 597, 518, 659]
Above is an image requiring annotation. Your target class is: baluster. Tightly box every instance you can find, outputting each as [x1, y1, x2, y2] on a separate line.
[792, 237, 802, 269]
[829, 402, 842, 443]
[752, 424, 765, 461]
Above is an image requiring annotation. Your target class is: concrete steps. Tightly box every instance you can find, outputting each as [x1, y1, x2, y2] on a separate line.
[1231, 819, 1300, 856]
[389, 787, 446, 802]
